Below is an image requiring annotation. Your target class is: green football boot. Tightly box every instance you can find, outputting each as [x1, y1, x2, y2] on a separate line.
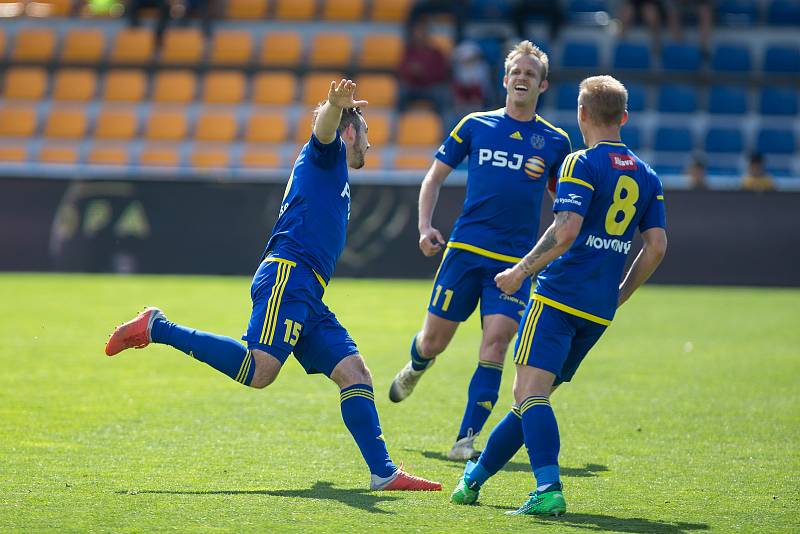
[450, 461, 481, 505]
[505, 483, 567, 516]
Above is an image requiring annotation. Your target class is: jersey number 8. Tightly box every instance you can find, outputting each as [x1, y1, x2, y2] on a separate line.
[605, 175, 639, 236]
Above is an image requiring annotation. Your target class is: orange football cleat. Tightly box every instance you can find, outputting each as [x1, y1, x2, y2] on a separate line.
[105, 307, 164, 356]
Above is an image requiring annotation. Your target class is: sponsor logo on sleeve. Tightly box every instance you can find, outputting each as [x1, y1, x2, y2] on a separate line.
[554, 193, 583, 207]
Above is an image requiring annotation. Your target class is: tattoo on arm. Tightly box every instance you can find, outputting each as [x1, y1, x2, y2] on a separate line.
[519, 212, 573, 276]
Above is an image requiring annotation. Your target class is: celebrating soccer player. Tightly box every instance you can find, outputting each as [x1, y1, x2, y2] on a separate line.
[388, 41, 572, 461]
[105, 80, 441, 492]
[450, 75, 668, 516]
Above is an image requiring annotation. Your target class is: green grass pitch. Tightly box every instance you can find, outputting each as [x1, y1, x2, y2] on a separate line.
[1, 274, 798, 533]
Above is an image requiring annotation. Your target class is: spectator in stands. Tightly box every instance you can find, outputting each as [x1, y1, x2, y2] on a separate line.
[451, 41, 493, 125]
[408, 0, 467, 42]
[127, 0, 216, 47]
[686, 152, 709, 190]
[618, 0, 667, 52]
[666, 0, 713, 56]
[510, 0, 564, 42]
[398, 20, 451, 115]
[741, 153, 776, 192]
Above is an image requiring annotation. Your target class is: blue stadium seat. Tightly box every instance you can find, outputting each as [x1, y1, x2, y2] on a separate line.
[613, 41, 651, 70]
[469, 0, 513, 19]
[561, 41, 599, 68]
[711, 44, 752, 72]
[475, 37, 504, 66]
[705, 128, 743, 153]
[756, 128, 796, 155]
[759, 87, 798, 116]
[562, 124, 584, 149]
[661, 42, 702, 71]
[706, 164, 740, 176]
[716, 0, 759, 25]
[568, 0, 609, 12]
[621, 125, 641, 150]
[764, 45, 800, 73]
[556, 83, 580, 110]
[767, 0, 800, 26]
[626, 83, 647, 112]
[657, 84, 698, 113]
[654, 126, 693, 152]
[708, 85, 748, 115]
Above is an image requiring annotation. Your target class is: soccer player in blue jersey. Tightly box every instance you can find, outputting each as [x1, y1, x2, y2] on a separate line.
[450, 75, 668, 515]
[388, 41, 572, 461]
[105, 79, 441, 492]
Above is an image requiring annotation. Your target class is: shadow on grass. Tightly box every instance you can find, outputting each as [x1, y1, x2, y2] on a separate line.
[488, 509, 709, 533]
[118, 481, 399, 514]
[409, 449, 608, 477]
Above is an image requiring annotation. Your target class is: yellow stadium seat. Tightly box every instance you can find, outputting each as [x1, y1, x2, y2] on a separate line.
[52, 69, 97, 101]
[358, 33, 403, 69]
[190, 144, 230, 169]
[152, 70, 197, 103]
[3, 67, 47, 100]
[394, 150, 435, 170]
[87, 144, 129, 165]
[357, 148, 383, 170]
[62, 28, 104, 64]
[39, 143, 80, 164]
[371, 0, 412, 22]
[0, 144, 28, 162]
[160, 28, 205, 65]
[103, 69, 147, 102]
[110, 28, 154, 64]
[240, 145, 282, 168]
[28, 0, 73, 17]
[139, 144, 181, 166]
[274, 0, 315, 20]
[294, 113, 313, 144]
[363, 110, 390, 145]
[0, 29, 5, 60]
[396, 111, 442, 146]
[94, 106, 138, 140]
[251, 71, 296, 105]
[44, 106, 88, 139]
[309, 32, 352, 68]
[321, 0, 363, 20]
[259, 31, 303, 67]
[195, 109, 238, 142]
[226, 0, 268, 19]
[245, 111, 289, 143]
[145, 107, 188, 141]
[0, 105, 38, 137]
[209, 30, 253, 65]
[12, 27, 56, 62]
[301, 72, 344, 106]
[354, 74, 397, 108]
[203, 71, 245, 104]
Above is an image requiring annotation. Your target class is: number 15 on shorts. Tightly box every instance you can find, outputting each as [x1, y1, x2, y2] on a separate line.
[431, 285, 454, 312]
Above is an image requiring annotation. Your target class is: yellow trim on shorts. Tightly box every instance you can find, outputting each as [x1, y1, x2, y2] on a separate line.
[532, 294, 611, 326]
[264, 257, 296, 267]
[513, 300, 545, 366]
[259, 262, 293, 345]
[447, 241, 522, 263]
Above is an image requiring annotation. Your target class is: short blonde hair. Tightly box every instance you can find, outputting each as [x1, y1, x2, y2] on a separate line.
[578, 75, 628, 126]
[504, 40, 549, 80]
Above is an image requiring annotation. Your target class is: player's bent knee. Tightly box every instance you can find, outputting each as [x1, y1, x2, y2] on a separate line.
[249, 350, 282, 389]
[417, 331, 450, 358]
[330, 354, 372, 388]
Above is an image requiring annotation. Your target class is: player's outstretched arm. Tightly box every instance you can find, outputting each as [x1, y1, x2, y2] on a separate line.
[618, 227, 668, 307]
[418, 159, 453, 257]
[313, 79, 368, 145]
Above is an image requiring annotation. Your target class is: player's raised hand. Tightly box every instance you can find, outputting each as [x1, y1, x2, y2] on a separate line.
[495, 266, 526, 295]
[327, 79, 369, 109]
[419, 227, 445, 257]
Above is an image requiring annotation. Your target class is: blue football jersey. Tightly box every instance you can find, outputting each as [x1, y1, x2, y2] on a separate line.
[436, 108, 571, 261]
[534, 141, 666, 324]
[263, 132, 351, 284]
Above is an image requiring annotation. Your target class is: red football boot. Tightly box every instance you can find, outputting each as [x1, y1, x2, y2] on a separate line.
[105, 307, 164, 356]
[371, 468, 442, 491]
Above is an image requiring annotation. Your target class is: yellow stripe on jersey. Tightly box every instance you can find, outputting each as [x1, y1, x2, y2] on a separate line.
[594, 141, 626, 148]
[449, 110, 500, 143]
[264, 257, 297, 267]
[657, 195, 664, 200]
[447, 241, 522, 263]
[259, 262, 293, 345]
[514, 300, 545, 366]
[535, 115, 573, 152]
[558, 152, 577, 179]
[532, 294, 611, 326]
[559, 176, 595, 190]
[567, 149, 586, 177]
[313, 269, 327, 289]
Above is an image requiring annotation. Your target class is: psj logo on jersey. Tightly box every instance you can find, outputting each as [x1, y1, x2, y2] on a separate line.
[478, 149, 525, 169]
[585, 234, 632, 254]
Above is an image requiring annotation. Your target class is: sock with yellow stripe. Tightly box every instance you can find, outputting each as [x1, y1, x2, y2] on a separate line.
[466, 408, 524, 489]
[457, 361, 502, 440]
[520, 395, 561, 488]
[151, 319, 255, 385]
[340, 384, 397, 478]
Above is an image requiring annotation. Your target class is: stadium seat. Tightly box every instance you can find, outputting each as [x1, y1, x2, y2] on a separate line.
[371, 0, 413, 22]
[274, 0, 315, 20]
[152, 70, 197, 103]
[0, 105, 38, 137]
[209, 30, 253, 65]
[358, 148, 383, 170]
[301, 72, 345, 106]
[707, 85, 748, 115]
[705, 128, 743, 153]
[294, 112, 313, 143]
[145, 107, 188, 141]
[322, 0, 364, 20]
[202, 71, 245, 104]
[94, 106, 138, 140]
[87, 144, 129, 166]
[11, 27, 56, 62]
[763, 45, 800, 73]
[245, 110, 289, 143]
[364, 110, 391, 145]
[259, 31, 303, 67]
[251, 71, 297, 105]
[612, 41, 650, 70]
[38, 143, 80, 164]
[767, 0, 800, 26]
[657, 84, 698, 113]
[110, 28, 154, 64]
[654, 126, 693, 152]
[103, 69, 147, 102]
[32, 0, 72, 16]
[195, 109, 238, 142]
[139, 144, 182, 167]
[240, 145, 282, 168]
[396, 111, 442, 146]
[716, 0, 758, 25]
[561, 41, 599, 68]
[190, 144, 230, 169]
[756, 128, 795, 155]
[3, 67, 47, 100]
[621, 125, 641, 150]
[52, 69, 96, 102]
[160, 28, 205, 65]
[358, 33, 403, 69]
[661, 42, 702, 71]
[711, 43, 751, 72]
[626, 83, 647, 112]
[62, 29, 105, 64]
[556, 83, 579, 111]
[759, 87, 798, 116]
[309, 33, 353, 68]
[394, 150, 435, 170]
[354, 74, 397, 107]
[44, 106, 88, 139]
[0, 29, 5, 60]
[0, 144, 28, 163]
[225, 0, 269, 19]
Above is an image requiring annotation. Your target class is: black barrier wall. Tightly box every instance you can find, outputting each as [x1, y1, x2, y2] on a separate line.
[1, 177, 799, 286]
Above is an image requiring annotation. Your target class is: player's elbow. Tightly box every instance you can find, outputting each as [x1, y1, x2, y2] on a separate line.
[646, 231, 668, 261]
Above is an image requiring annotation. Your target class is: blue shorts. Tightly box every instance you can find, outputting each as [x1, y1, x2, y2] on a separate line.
[512, 298, 607, 385]
[428, 247, 530, 323]
[242, 258, 358, 377]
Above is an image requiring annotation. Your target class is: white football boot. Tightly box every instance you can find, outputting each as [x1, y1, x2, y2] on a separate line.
[388, 360, 433, 402]
[447, 431, 480, 461]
